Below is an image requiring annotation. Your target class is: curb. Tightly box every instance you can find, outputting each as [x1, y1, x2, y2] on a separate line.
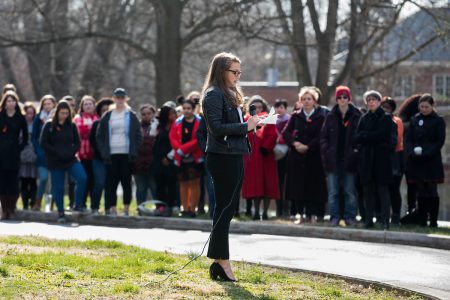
[12, 210, 450, 251]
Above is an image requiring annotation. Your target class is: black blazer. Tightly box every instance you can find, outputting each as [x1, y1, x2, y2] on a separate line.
[202, 86, 249, 155]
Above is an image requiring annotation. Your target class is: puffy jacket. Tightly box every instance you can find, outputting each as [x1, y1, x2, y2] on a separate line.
[169, 115, 203, 166]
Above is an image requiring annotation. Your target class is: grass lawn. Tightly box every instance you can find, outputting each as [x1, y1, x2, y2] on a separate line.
[0, 236, 424, 300]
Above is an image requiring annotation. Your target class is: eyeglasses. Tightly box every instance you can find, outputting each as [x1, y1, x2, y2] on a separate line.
[337, 96, 349, 100]
[228, 69, 242, 76]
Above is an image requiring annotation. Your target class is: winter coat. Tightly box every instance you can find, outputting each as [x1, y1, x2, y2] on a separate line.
[405, 111, 445, 183]
[73, 112, 99, 160]
[0, 111, 28, 170]
[133, 122, 155, 175]
[354, 107, 394, 185]
[320, 104, 361, 173]
[242, 112, 280, 199]
[169, 115, 203, 167]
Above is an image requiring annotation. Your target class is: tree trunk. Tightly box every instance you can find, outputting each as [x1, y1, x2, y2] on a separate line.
[154, 0, 184, 107]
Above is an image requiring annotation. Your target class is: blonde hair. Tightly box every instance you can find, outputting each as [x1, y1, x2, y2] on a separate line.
[298, 87, 319, 102]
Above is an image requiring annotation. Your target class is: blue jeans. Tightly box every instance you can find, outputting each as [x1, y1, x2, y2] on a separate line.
[51, 162, 87, 213]
[206, 169, 216, 218]
[91, 159, 105, 210]
[37, 166, 49, 199]
[326, 162, 357, 220]
[134, 173, 155, 204]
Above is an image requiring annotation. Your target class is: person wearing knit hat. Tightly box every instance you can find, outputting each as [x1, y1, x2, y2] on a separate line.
[354, 90, 393, 230]
[320, 85, 361, 227]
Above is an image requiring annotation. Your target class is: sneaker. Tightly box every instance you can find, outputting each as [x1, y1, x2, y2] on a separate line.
[123, 211, 129, 217]
[109, 210, 117, 217]
[91, 209, 100, 216]
[344, 218, 356, 227]
[57, 214, 66, 223]
[330, 218, 339, 227]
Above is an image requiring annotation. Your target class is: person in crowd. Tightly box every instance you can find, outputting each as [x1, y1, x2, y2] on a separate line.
[60, 96, 77, 209]
[40, 100, 86, 222]
[73, 95, 98, 210]
[202, 52, 260, 282]
[274, 99, 290, 217]
[89, 98, 114, 215]
[0, 91, 28, 219]
[133, 104, 156, 204]
[320, 86, 361, 227]
[398, 94, 421, 214]
[381, 97, 404, 225]
[405, 94, 445, 228]
[187, 90, 207, 214]
[96, 88, 142, 216]
[2, 83, 17, 94]
[19, 102, 38, 210]
[196, 104, 216, 218]
[153, 105, 178, 215]
[355, 90, 393, 230]
[242, 95, 279, 220]
[31, 95, 57, 211]
[169, 99, 204, 217]
[283, 87, 327, 224]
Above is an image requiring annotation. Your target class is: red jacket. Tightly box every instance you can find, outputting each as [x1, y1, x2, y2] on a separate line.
[242, 112, 280, 199]
[169, 115, 203, 167]
[74, 112, 99, 160]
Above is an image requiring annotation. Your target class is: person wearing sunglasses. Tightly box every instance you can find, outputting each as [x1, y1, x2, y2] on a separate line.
[320, 86, 361, 227]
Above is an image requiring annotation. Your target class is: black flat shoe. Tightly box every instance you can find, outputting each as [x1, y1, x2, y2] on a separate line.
[209, 262, 236, 282]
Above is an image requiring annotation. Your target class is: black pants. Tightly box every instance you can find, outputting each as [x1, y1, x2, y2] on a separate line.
[155, 166, 178, 208]
[20, 177, 37, 209]
[417, 182, 439, 226]
[105, 154, 132, 210]
[364, 182, 390, 225]
[407, 183, 417, 212]
[277, 155, 288, 216]
[0, 169, 19, 213]
[207, 153, 243, 260]
[80, 159, 94, 209]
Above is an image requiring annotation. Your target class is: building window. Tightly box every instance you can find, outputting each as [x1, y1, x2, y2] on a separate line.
[394, 76, 414, 98]
[433, 74, 450, 98]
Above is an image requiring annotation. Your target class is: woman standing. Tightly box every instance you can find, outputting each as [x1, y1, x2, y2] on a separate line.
[73, 95, 98, 210]
[242, 95, 279, 220]
[405, 94, 445, 227]
[282, 87, 327, 224]
[153, 105, 178, 214]
[202, 52, 260, 281]
[89, 98, 114, 215]
[40, 101, 87, 222]
[96, 88, 142, 216]
[19, 102, 38, 210]
[133, 104, 156, 204]
[169, 99, 203, 217]
[0, 91, 28, 219]
[31, 95, 57, 210]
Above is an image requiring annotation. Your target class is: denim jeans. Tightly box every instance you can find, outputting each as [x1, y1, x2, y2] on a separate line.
[326, 161, 357, 220]
[91, 159, 105, 210]
[51, 162, 87, 213]
[37, 166, 49, 199]
[134, 172, 155, 204]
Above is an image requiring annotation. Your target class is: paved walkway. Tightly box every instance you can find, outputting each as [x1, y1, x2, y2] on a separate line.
[1, 221, 449, 299]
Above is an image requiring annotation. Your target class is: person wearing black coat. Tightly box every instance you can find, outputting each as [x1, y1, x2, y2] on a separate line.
[320, 86, 361, 227]
[405, 94, 445, 227]
[0, 91, 28, 219]
[354, 90, 393, 229]
[40, 101, 87, 222]
[202, 52, 260, 282]
[283, 87, 327, 224]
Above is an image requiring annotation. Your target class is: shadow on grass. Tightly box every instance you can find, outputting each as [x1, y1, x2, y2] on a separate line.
[217, 281, 260, 300]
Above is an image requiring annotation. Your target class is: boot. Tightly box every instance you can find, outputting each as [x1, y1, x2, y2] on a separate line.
[245, 199, 252, 217]
[262, 198, 270, 220]
[253, 198, 261, 220]
[429, 197, 440, 228]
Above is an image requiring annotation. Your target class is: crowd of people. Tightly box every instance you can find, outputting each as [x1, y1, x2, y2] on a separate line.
[0, 82, 445, 228]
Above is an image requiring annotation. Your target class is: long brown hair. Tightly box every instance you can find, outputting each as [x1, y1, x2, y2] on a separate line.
[201, 52, 244, 108]
[0, 90, 22, 114]
[78, 95, 97, 114]
[38, 94, 57, 114]
[52, 100, 72, 126]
